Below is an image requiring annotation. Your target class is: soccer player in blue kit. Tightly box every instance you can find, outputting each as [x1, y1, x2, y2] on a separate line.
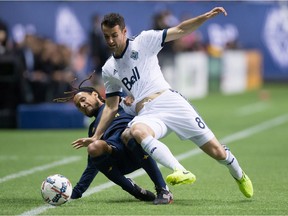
[72, 7, 253, 198]
[59, 85, 173, 204]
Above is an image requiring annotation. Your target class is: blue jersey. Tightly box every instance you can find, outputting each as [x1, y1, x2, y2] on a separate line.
[72, 105, 143, 199]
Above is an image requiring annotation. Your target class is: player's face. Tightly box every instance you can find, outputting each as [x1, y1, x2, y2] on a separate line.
[102, 25, 127, 57]
[73, 91, 102, 117]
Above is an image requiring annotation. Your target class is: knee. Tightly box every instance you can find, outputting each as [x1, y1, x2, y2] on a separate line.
[130, 125, 142, 139]
[130, 123, 152, 142]
[87, 143, 100, 157]
[87, 141, 108, 158]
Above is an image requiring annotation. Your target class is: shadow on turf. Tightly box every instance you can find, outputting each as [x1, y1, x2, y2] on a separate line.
[74, 197, 253, 206]
[171, 198, 253, 206]
[90, 198, 153, 204]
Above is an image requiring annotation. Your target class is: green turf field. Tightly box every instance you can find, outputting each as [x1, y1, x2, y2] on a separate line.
[1, 84, 288, 215]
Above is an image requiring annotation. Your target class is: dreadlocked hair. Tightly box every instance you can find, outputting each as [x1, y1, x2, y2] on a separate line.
[53, 72, 105, 103]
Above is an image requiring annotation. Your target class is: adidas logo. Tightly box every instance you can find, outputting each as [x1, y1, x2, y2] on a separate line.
[150, 147, 157, 154]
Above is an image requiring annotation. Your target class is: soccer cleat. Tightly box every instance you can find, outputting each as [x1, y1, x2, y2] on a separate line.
[70, 189, 82, 199]
[235, 172, 253, 198]
[166, 169, 196, 186]
[153, 186, 173, 205]
[128, 178, 156, 201]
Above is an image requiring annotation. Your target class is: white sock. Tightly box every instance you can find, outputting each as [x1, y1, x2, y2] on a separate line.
[219, 147, 243, 180]
[141, 135, 185, 171]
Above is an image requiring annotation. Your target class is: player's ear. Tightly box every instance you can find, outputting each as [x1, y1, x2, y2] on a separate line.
[92, 91, 98, 98]
[123, 27, 127, 35]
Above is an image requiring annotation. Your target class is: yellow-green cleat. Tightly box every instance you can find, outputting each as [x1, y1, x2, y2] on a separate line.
[166, 169, 196, 186]
[235, 172, 253, 198]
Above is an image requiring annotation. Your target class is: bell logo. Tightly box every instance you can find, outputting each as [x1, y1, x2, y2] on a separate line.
[122, 67, 140, 91]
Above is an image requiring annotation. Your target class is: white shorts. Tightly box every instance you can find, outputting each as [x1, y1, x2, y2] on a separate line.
[127, 89, 215, 147]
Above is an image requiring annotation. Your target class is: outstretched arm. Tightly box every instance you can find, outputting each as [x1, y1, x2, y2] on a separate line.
[71, 156, 99, 199]
[165, 7, 227, 43]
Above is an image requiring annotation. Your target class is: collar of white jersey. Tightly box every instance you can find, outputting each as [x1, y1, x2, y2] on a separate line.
[113, 39, 130, 59]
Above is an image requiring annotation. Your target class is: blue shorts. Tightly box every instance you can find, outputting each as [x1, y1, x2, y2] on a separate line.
[105, 129, 125, 151]
[104, 128, 141, 174]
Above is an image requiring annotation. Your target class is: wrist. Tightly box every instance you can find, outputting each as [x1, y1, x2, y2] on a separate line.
[204, 12, 211, 19]
[93, 132, 103, 140]
[92, 137, 97, 141]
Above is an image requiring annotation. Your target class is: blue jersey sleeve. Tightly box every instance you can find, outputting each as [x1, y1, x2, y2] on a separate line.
[71, 156, 99, 199]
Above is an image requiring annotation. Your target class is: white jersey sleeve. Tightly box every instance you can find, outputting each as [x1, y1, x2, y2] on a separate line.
[102, 60, 123, 97]
[137, 29, 167, 56]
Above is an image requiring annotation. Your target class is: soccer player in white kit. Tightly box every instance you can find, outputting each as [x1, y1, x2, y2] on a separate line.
[73, 7, 253, 198]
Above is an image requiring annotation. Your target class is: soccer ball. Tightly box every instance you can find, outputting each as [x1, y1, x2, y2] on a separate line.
[41, 174, 72, 206]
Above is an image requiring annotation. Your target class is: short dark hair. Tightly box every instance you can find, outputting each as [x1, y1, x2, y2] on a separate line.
[101, 13, 125, 30]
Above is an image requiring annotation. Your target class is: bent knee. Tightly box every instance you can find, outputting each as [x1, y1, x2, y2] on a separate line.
[130, 123, 154, 139]
[87, 141, 108, 157]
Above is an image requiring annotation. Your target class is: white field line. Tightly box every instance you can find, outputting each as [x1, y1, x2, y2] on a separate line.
[18, 113, 288, 216]
[236, 102, 270, 116]
[221, 114, 288, 144]
[0, 156, 81, 184]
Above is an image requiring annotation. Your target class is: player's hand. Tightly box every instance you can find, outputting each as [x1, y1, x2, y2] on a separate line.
[206, 7, 227, 18]
[72, 137, 96, 149]
[122, 95, 134, 107]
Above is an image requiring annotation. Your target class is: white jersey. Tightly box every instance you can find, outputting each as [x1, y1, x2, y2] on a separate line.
[102, 29, 215, 145]
[102, 29, 171, 108]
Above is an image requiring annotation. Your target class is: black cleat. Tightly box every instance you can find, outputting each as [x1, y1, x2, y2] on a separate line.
[128, 178, 156, 201]
[153, 186, 173, 205]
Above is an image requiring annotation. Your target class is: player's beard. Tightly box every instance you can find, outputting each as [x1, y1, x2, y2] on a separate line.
[85, 106, 95, 117]
[85, 101, 101, 117]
